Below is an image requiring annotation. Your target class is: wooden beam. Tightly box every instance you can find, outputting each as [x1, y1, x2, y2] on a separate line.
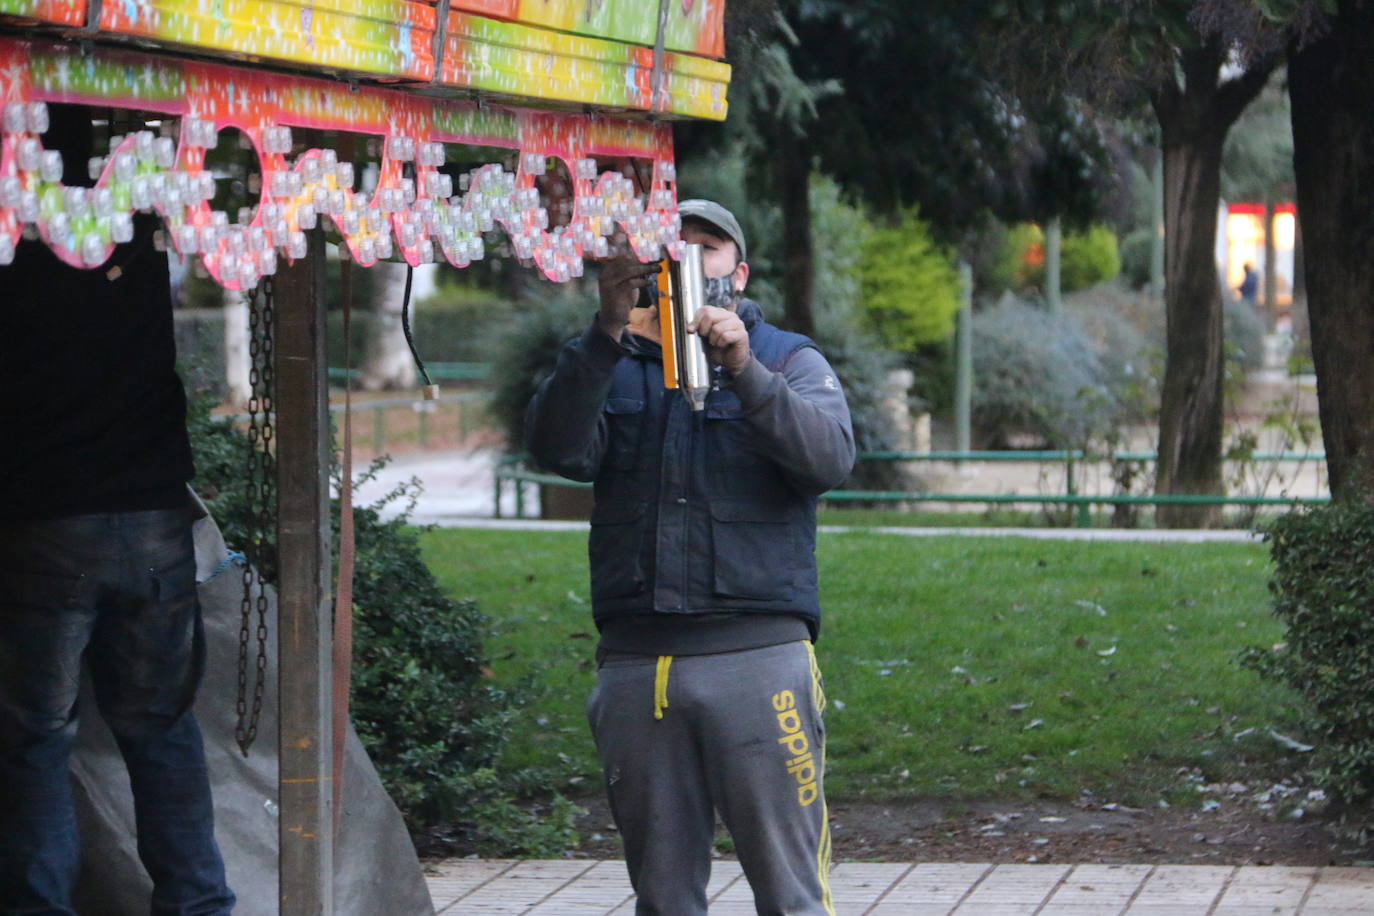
[273, 228, 334, 915]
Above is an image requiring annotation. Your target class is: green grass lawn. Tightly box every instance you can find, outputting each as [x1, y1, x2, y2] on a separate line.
[419, 528, 1302, 807]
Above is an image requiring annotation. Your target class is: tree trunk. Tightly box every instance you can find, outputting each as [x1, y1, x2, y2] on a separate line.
[1288, 1, 1374, 501]
[359, 260, 417, 391]
[1151, 44, 1276, 528]
[777, 133, 816, 336]
[1155, 123, 1228, 528]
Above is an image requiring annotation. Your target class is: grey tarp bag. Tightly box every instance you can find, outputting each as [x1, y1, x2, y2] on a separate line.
[68, 498, 434, 914]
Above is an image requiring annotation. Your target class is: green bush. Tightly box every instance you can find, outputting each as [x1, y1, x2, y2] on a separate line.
[187, 401, 576, 854]
[1242, 501, 1374, 811]
[971, 301, 1115, 448]
[1060, 224, 1121, 292]
[1117, 226, 1155, 290]
[856, 209, 961, 352]
[483, 284, 598, 452]
[988, 222, 1121, 296]
[986, 223, 1044, 294]
[1225, 297, 1267, 373]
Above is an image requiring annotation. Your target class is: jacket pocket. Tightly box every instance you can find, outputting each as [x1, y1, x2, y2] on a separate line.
[603, 397, 646, 471]
[589, 500, 647, 601]
[708, 499, 797, 601]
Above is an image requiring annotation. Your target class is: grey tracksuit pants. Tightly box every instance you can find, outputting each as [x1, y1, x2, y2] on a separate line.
[587, 640, 835, 916]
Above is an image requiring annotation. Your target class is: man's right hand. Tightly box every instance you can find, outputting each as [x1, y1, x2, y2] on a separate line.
[597, 256, 661, 340]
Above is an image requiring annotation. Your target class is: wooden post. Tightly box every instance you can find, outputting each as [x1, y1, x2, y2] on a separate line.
[273, 228, 334, 915]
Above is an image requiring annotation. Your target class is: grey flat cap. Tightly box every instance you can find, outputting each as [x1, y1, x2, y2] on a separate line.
[677, 198, 747, 263]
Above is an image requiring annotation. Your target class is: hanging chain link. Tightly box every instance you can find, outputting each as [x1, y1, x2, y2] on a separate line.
[236, 278, 275, 756]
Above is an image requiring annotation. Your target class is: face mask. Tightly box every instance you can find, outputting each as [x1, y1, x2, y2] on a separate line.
[703, 275, 738, 309]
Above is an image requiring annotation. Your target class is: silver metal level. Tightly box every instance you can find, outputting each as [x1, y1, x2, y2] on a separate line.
[669, 243, 712, 411]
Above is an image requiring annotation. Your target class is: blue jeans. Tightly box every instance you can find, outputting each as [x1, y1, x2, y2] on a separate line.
[0, 509, 235, 915]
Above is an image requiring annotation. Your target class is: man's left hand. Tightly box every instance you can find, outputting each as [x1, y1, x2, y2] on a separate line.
[688, 305, 750, 376]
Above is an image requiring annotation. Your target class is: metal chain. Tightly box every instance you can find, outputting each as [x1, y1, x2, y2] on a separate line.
[236, 278, 275, 756]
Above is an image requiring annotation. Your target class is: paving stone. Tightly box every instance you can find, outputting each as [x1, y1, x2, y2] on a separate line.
[875, 862, 994, 905]
[1130, 864, 1236, 908]
[525, 861, 635, 913]
[426, 859, 517, 913]
[956, 863, 1070, 908]
[827, 862, 908, 908]
[1303, 866, 1374, 911]
[1215, 864, 1316, 909]
[1043, 864, 1153, 910]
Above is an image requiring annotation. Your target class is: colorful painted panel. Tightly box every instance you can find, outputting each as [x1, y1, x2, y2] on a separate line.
[440, 10, 729, 120]
[99, 0, 437, 82]
[0, 37, 682, 291]
[497, 0, 725, 59]
[0, 0, 86, 26]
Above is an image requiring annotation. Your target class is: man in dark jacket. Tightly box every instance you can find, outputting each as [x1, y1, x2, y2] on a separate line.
[526, 199, 853, 915]
[0, 104, 234, 915]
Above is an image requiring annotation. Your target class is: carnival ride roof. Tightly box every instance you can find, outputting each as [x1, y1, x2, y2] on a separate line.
[0, 0, 730, 121]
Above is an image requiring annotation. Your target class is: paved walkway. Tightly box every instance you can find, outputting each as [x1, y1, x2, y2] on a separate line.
[352, 450, 1267, 542]
[425, 859, 1374, 914]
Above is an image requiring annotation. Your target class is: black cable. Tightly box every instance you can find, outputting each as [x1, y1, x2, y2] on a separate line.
[399, 264, 433, 387]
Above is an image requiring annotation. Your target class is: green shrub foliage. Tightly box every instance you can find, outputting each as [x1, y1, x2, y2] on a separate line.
[1242, 502, 1374, 809]
[971, 301, 1114, 448]
[483, 285, 598, 452]
[187, 401, 575, 854]
[857, 209, 961, 352]
[989, 222, 1121, 296]
[1060, 224, 1121, 292]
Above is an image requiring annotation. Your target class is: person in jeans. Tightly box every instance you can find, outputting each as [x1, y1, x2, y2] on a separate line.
[0, 104, 235, 915]
[525, 199, 854, 914]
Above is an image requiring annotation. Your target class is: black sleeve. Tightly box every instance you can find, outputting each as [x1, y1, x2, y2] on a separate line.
[523, 320, 626, 482]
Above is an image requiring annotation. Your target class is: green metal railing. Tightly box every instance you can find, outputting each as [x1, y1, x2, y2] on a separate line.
[327, 362, 492, 384]
[495, 449, 1329, 525]
[227, 390, 491, 452]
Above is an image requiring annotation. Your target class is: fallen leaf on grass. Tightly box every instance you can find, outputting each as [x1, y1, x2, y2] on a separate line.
[1267, 728, 1315, 752]
[1097, 645, 1117, 657]
[1074, 599, 1109, 617]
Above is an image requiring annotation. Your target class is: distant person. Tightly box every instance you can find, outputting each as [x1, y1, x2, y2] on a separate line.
[0, 104, 235, 914]
[1238, 261, 1259, 307]
[525, 199, 854, 914]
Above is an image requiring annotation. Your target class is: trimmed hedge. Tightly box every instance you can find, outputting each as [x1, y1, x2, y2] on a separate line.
[1242, 501, 1374, 811]
[187, 401, 577, 854]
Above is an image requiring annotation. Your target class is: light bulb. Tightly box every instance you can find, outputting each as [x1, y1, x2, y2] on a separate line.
[25, 102, 48, 135]
[15, 140, 40, 173]
[110, 212, 134, 243]
[81, 233, 106, 266]
[2, 102, 24, 135]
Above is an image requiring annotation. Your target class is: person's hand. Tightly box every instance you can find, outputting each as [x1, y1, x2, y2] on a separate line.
[689, 305, 751, 376]
[597, 256, 660, 340]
